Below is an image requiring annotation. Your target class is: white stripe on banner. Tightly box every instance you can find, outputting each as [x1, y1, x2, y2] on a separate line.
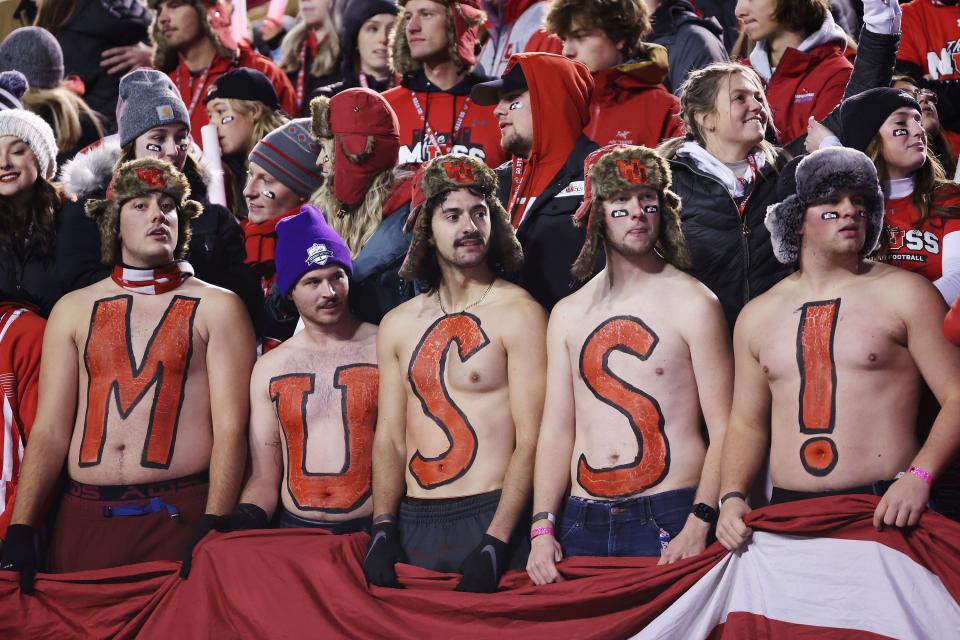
[635, 531, 960, 639]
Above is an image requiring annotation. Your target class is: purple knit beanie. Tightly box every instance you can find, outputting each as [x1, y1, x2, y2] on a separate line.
[275, 204, 353, 295]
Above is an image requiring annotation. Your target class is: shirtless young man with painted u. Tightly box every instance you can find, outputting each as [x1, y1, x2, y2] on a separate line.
[0, 159, 255, 592]
[218, 205, 379, 533]
[364, 153, 547, 593]
[716, 148, 960, 551]
[526, 145, 733, 586]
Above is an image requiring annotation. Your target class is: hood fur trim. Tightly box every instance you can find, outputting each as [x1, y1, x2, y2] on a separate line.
[58, 137, 122, 198]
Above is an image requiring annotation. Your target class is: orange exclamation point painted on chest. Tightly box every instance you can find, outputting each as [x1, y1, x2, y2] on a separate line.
[796, 299, 841, 476]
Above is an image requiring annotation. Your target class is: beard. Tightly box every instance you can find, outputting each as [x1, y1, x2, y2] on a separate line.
[501, 130, 532, 158]
[605, 232, 657, 260]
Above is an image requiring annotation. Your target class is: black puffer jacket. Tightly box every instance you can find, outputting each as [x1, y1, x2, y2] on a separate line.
[55, 0, 152, 132]
[0, 215, 63, 317]
[647, 0, 728, 95]
[667, 149, 794, 329]
[56, 139, 264, 333]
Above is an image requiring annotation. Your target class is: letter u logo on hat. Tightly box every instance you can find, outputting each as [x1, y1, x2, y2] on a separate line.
[616, 159, 647, 185]
[137, 167, 166, 188]
[442, 160, 474, 184]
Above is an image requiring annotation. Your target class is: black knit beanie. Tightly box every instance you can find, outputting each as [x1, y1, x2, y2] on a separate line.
[840, 87, 921, 152]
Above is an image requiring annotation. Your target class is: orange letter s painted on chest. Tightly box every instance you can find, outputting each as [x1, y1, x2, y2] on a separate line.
[577, 316, 669, 498]
[80, 295, 199, 469]
[407, 313, 489, 489]
[270, 365, 379, 513]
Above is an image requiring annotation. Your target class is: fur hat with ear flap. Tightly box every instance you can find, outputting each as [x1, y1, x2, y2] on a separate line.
[148, 0, 238, 73]
[85, 158, 203, 265]
[392, 0, 485, 76]
[765, 147, 884, 265]
[399, 152, 522, 283]
[310, 89, 400, 210]
[571, 144, 690, 281]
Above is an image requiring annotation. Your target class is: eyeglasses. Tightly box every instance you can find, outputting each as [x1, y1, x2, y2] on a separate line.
[909, 89, 938, 106]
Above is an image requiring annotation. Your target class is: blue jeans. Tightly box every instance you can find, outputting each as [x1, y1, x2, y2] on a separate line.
[557, 488, 695, 557]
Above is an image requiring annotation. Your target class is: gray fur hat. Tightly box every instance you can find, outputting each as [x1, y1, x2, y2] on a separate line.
[764, 147, 884, 265]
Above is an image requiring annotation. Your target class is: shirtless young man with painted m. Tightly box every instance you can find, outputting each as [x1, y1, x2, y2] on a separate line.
[364, 153, 547, 593]
[526, 145, 732, 585]
[0, 159, 255, 593]
[219, 205, 379, 533]
[716, 148, 960, 551]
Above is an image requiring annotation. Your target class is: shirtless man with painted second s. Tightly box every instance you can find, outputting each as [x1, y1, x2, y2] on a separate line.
[1, 159, 255, 593]
[364, 153, 547, 593]
[220, 205, 379, 533]
[526, 145, 732, 585]
[716, 148, 960, 551]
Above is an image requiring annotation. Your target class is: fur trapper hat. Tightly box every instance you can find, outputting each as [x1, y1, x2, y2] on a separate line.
[571, 145, 689, 281]
[149, 0, 238, 73]
[765, 147, 884, 265]
[392, 0, 485, 76]
[399, 153, 522, 283]
[85, 158, 203, 265]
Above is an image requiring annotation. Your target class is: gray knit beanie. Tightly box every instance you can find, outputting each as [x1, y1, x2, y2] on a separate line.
[0, 27, 64, 90]
[249, 118, 324, 198]
[0, 109, 58, 178]
[0, 71, 28, 111]
[117, 69, 191, 148]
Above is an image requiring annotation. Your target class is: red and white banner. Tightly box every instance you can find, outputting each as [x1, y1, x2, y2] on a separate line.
[1, 495, 958, 639]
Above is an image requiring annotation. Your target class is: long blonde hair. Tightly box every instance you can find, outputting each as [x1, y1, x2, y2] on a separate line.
[280, 11, 341, 78]
[222, 98, 290, 157]
[22, 87, 104, 152]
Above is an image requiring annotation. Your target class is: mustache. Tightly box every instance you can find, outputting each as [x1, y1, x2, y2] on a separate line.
[454, 233, 484, 247]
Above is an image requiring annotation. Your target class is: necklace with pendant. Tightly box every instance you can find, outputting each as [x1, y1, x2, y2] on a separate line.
[437, 279, 496, 315]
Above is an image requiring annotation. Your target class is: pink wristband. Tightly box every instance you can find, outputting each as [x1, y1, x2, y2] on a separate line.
[908, 465, 933, 486]
[530, 526, 554, 540]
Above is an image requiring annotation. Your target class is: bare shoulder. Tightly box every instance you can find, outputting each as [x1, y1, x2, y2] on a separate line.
[355, 321, 379, 345]
[488, 279, 546, 322]
[665, 266, 723, 311]
[866, 261, 947, 316]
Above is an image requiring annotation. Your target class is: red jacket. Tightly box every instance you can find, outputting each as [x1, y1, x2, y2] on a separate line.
[585, 44, 684, 148]
[170, 43, 296, 148]
[745, 15, 851, 144]
[0, 303, 44, 540]
[383, 71, 509, 170]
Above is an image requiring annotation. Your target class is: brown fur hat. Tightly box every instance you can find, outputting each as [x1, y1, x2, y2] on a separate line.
[149, 0, 238, 73]
[392, 0, 485, 76]
[85, 158, 203, 265]
[571, 144, 690, 281]
[399, 153, 522, 285]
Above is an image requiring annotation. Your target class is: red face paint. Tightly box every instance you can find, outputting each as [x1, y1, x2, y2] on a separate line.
[270, 364, 379, 513]
[80, 295, 199, 469]
[407, 314, 489, 489]
[796, 299, 841, 476]
[577, 316, 669, 498]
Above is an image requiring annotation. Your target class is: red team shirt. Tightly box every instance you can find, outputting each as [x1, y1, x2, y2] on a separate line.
[879, 193, 960, 281]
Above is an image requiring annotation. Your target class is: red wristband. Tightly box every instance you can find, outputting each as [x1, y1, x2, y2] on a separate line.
[908, 465, 933, 486]
[530, 526, 554, 540]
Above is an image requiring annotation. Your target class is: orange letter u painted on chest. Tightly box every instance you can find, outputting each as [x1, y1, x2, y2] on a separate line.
[577, 316, 669, 498]
[270, 365, 379, 513]
[407, 313, 489, 489]
[80, 295, 199, 469]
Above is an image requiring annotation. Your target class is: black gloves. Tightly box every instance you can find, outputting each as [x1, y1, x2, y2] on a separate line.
[455, 534, 508, 593]
[180, 514, 219, 579]
[363, 521, 404, 588]
[0, 524, 37, 595]
[212, 503, 270, 532]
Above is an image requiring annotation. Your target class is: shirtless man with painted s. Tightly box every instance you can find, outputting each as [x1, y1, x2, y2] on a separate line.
[1, 159, 255, 593]
[364, 153, 547, 593]
[526, 145, 732, 585]
[220, 205, 379, 532]
[716, 148, 960, 551]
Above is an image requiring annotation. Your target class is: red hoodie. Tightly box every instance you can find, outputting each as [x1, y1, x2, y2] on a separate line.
[585, 44, 684, 148]
[170, 43, 296, 148]
[383, 72, 509, 170]
[0, 303, 44, 540]
[506, 53, 593, 227]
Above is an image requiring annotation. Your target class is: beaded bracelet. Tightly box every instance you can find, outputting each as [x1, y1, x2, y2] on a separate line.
[530, 526, 554, 540]
[908, 465, 933, 486]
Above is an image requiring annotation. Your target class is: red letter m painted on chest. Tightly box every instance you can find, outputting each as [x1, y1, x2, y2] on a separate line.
[80, 295, 199, 469]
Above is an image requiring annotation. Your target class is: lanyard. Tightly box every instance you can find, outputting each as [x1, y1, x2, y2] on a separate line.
[296, 38, 309, 110]
[507, 156, 528, 228]
[410, 92, 472, 160]
[734, 154, 760, 218]
[177, 64, 211, 119]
